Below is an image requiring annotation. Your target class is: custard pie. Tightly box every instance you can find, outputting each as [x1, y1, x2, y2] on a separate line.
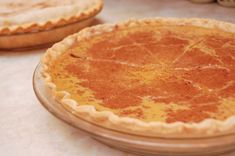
[41, 18, 235, 136]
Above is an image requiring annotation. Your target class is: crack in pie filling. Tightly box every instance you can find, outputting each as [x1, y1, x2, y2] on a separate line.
[42, 18, 235, 135]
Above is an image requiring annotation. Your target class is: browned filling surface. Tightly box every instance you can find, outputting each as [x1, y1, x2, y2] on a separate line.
[48, 24, 235, 123]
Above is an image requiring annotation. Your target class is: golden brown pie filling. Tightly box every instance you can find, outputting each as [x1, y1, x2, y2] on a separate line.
[48, 24, 235, 123]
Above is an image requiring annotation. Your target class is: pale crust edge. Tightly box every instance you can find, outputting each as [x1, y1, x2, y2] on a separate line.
[41, 18, 235, 137]
[0, 0, 103, 35]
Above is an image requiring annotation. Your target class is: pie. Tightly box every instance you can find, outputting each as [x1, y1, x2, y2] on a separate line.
[41, 18, 235, 136]
[0, 0, 103, 35]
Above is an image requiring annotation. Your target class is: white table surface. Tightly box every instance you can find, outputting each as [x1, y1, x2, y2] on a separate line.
[1, 0, 235, 156]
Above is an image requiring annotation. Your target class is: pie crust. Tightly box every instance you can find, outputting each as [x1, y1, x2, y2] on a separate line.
[41, 18, 235, 137]
[0, 0, 103, 35]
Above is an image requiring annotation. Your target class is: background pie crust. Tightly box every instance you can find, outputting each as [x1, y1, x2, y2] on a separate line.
[0, 0, 103, 49]
[0, 0, 103, 35]
[41, 18, 235, 137]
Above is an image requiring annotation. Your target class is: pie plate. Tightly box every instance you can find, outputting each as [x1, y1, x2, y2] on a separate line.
[0, 17, 95, 50]
[33, 63, 235, 156]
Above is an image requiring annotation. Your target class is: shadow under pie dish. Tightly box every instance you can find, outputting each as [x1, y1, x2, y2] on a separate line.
[41, 18, 235, 138]
[0, 0, 103, 49]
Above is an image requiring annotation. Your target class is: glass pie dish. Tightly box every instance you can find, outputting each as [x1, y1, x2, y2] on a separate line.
[0, 18, 94, 50]
[33, 63, 235, 156]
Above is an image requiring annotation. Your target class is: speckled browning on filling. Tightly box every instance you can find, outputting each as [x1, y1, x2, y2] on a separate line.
[48, 24, 235, 123]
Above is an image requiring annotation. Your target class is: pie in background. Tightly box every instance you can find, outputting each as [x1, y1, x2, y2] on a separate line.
[0, 0, 103, 49]
[41, 18, 235, 137]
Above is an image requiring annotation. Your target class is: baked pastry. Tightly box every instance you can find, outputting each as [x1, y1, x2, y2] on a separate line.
[41, 18, 235, 137]
[0, 0, 103, 35]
